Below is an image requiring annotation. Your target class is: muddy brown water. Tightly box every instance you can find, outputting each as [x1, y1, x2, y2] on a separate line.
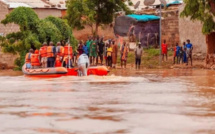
[0, 69, 215, 134]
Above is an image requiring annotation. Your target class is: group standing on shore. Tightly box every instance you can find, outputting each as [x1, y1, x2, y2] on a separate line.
[162, 39, 193, 66]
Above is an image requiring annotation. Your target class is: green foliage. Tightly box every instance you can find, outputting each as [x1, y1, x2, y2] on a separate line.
[1, 7, 39, 31]
[0, 7, 77, 70]
[145, 48, 160, 57]
[181, 0, 215, 34]
[66, 0, 132, 35]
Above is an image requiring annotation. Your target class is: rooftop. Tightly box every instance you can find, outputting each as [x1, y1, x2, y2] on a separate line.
[1, 0, 66, 9]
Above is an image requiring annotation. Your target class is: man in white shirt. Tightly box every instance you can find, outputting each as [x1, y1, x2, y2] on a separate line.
[135, 42, 143, 69]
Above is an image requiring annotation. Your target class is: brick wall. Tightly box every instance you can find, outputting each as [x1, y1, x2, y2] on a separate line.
[161, 11, 180, 47]
[0, 1, 19, 68]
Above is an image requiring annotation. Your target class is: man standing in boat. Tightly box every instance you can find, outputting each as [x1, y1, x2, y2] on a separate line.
[47, 42, 56, 68]
[25, 49, 34, 69]
[39, 42, 48, 68]
[55, 42, 64, 67]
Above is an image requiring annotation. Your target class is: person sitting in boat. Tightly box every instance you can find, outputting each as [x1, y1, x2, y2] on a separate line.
[31, 50, 41, 69]
[63, 43, 73, 68]
[39, 42, 48, 68]
[55, 42, 64, 67]
[25, 49, 34, 69]
[47, 42, 56, 68]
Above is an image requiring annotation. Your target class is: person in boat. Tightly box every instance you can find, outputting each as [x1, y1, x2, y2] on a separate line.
[31, 50, 41, 69]
[97, 37, 105, 65]
[63, 43, 73, 68]
[90, 37, 98, 65]
[55, 42, 64, 67]
[25, 49, 34, 69]
[107, 44, 113, 67]
[39, 42, 48, 68]
[47, 42, 56, 68]
[121, 41, 129, 69]
[112, 40, 118, 68]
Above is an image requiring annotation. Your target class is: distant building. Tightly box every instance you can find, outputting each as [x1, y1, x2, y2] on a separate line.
[0, 0, 67, 36]
[0, 0, 67, 68]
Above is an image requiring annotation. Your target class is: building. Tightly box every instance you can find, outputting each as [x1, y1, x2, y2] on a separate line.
[0, 0, 67, 68]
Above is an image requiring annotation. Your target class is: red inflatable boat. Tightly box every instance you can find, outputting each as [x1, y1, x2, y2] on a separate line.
[22, 64, 109, 78]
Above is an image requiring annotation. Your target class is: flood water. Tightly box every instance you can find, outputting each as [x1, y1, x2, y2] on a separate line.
[0, 69, 215, 134]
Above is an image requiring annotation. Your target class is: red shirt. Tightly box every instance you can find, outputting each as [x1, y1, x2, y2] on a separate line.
[162, 43, 168, 54]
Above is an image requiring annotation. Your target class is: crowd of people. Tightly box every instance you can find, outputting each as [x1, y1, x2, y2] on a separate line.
[25, 36, 193, 70]
[25, 36, 133, 69]
[162, 39, 193, 66]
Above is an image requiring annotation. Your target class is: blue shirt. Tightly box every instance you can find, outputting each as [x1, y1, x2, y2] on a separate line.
[186, 43, 193, 49]
[83, 45, 88, 54]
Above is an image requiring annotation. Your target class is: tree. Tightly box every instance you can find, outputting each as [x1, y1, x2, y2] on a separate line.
[0, 7, 77, 70]
[181, 0, 215, 34]
[66, 0, 132, 36]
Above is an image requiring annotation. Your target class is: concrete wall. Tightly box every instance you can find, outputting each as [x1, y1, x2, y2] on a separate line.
[178, 4, 207, 54]
[34, 8, 62, 19]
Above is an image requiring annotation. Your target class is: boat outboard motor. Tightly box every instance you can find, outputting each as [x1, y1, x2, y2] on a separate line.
[77, 54, 90, 76]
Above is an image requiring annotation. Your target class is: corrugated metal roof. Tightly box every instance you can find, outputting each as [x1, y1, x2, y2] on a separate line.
[46, 0, 66, 9]
[127, 0, 183, 10]
[8, 2, 31, 8]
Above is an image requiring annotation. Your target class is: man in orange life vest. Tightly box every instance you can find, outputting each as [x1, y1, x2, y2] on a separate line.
[25, 49, 34, 69]
[39, 42, 48, 68]
[63, 43, 73, 68]
[55, 42, 64, 67]
[31, 50, 40, 69]
[162, 40, 168, 61]
[47, 42, 56, 68]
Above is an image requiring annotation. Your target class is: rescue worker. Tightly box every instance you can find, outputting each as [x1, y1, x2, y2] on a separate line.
[25, 49, 34, 69]
[39, 42, 48, 68]
[63, 43, 73, 68]
[55, 42, 64, 67]
[31, 50, 40, 69]
[47, 42, 56, 68]
[162, 40, 168, 61]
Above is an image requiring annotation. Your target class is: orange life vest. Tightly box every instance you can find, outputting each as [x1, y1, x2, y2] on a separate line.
[64, 46, 73, 58]
[47, 46, 54, 58]
[25, 53, 31, 63]
[40, 46, 47, 57]
[55, 55, 62, 67]
[31, 54, 40, 66]
[56, 46, 64, 56]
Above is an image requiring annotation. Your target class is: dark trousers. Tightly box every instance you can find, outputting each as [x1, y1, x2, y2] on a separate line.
[107, 56, 112, 67]
[47, 57, 55, 68]
[136, 58, 141, 66]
